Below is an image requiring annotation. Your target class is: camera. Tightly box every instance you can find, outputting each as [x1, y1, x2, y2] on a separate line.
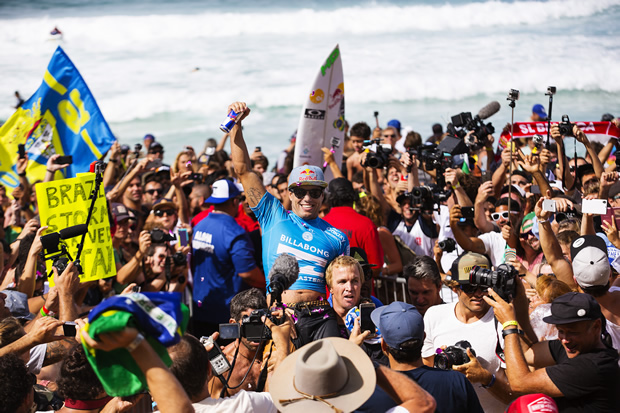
[150, 228, 175, 243]
[438, 238, 456, 253]
[546, 86, 556, 96]
[167, 251, 187, 267]
[241, 309, 276, 341]
[507, 89, 520, 101]
[434, 340, 475, 370]
[558, 114, 574, 137]
[446, 113, 495, 152]
[469, 263, 518, 301]
[362, 139, 392, 169]
[120, 144, 130, 155]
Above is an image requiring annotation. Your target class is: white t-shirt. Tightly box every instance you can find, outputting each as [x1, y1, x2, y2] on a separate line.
[605, 318, 620, 367]
[479, 231, 506, 268]
[422, 301, 507, 413]
[27, 343, 46, 374]
[193, 391, 276, 413]
[393, 219, 436, 257]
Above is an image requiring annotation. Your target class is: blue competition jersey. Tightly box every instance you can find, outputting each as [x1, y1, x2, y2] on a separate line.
[252, 192, 349, 293]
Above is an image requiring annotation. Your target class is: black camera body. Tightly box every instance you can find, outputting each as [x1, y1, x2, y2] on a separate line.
[241, 309, 276, 341]
[362, 139, 392, 169]
[438, 238, 456, 253]
[447, 112, 495, 152]
[167, 251, 187, 267]
[558, 114, 574, 136]
[434, 340, 475, 370]
[469, 263, 518, 301]
[150, 228, 175, 243]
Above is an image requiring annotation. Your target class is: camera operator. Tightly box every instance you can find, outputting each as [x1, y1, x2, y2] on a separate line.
[393, 191, 439, 257]
[208, 289, 269, 398]
[141, 242, 187, 293]
[113, 204, 150, 290]
[422, 252, 515, 411]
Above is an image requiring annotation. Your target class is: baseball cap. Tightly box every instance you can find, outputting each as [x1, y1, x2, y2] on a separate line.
[532, 104, 547, 119]
[387, 119, 401, 133]
[543, 292, 602, 325]
[205, 179, 241, 204]
[601, 113, 615, 122]
[371, 301, 423, 350]
[570, 235, 610, 288]
[111, 203, 134, 222]
[152, 198, 177, 212]
[450, 252, 491, 285]
[506, 393, 558, 413]
[350, 247, 377, 268]
[149, 142, 163, 152]
[143, 134, 155, 141]
[2, 290, 35, 320]
[287, 165, 328, 189]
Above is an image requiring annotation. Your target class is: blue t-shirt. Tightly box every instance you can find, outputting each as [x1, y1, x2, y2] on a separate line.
[251, 192, 349, 293]
[356, 366, 483, 413]
[191, 213, 257, 323]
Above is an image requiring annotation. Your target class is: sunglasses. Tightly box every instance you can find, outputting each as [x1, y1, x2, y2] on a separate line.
[290, 187, 323, 199]
[149, 149, 163, 154]
[383, 134, 396, 138]
[519, 230, 534, 239]
[145, 188, 163, 195]
[154, 209, 176, 217]
[461, 284, 485, 294]
[491, 211, 517, 222]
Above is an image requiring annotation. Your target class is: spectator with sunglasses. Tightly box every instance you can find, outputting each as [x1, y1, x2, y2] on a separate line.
[228, 101, 348, 348]
[423, 251, 514, 412]
[142, 178, 165, 210]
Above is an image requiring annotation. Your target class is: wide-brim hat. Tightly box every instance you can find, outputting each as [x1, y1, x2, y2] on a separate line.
[269, 337, 376, 412]
[152, 198, 177, 212]
[288, 165, 328, 189]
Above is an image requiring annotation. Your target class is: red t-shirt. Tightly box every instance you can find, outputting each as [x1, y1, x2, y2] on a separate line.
[323, 206, 384, 268]
[191, 204, 259, 233]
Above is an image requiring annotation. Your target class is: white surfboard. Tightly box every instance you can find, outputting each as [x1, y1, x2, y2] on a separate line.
[293, 44, 345, 182]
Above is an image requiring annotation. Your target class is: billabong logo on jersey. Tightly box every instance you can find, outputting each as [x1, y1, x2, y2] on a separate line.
[302, 232, 313, 241]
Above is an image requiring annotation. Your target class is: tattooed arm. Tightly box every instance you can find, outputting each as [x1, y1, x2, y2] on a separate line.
[227, 101, 266, 207]
[43, 337, 75, 366]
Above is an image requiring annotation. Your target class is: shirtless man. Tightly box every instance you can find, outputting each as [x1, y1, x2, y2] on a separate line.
[228, 101, 349, 347]
[346, 122, 371, 181]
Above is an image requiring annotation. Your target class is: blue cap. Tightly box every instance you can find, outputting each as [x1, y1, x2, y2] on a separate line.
[387, 119, 401, 133]
[205, 179, 241, 204]
[143, 134, 155, 141]
[287, 165, 328, 189]
[532, 104, 547, 119]
[371, 301, 423, 349]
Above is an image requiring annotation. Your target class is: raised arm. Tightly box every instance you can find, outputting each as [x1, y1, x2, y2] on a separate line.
[228, 102, 266, 207]
[534, 192, 576, 289]
[574, 125, 604, 179]
[474, 181, 497, 234]
[450, 205, 486, 254]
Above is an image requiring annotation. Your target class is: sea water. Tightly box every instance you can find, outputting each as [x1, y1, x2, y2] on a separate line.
[1, 0, 619, 164]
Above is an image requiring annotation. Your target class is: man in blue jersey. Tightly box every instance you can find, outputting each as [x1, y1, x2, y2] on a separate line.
[227, 101, 349, 347]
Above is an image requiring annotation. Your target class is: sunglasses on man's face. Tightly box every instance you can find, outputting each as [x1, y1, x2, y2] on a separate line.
[491, 211, 517, 222]
[145, 188, 163, 195]
[519, 230, 534, 239]
[290, 187, 323, 199]
[154, 209, 176, 217]
[461, 284, 485, 294]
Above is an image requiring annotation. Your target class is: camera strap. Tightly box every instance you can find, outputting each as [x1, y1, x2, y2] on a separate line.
[255, 341, 274, 392]
[493, 317, 506, 363]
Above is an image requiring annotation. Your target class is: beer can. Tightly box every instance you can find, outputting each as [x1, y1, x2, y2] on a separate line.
[220, 109, 239, 133]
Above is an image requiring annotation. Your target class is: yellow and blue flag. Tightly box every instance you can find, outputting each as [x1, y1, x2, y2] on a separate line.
[0, 46, 116, 190]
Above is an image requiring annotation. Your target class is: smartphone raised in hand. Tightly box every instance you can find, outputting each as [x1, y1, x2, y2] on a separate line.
[359, 303, 376, 334]
[53, 155, 73, 165]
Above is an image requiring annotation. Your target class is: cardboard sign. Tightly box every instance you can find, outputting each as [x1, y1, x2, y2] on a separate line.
[36, 173, 115, 285]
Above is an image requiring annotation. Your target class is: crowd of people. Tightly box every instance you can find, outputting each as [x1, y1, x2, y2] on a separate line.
[0, 99, 619, 412]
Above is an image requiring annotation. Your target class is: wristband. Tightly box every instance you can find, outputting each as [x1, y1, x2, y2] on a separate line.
[18, 172, 26, 177]
[126, 333, 145, 353]
[538, 218, 549, 224]
[482, 373, 496, 389]
[502, 328, 524, 339]
[40, 305, 57, 318]
[46, 169, 54, 173]
[109, 159, 118, 163]
[502, 320, 519, 330]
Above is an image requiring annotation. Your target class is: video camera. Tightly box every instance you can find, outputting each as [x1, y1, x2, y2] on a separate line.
[362, 139, 392, 169]
[447, 112, 495, 152]
[40, 224, 88, 275]
[469, 263, 518, 302]
[219, 309, 282, 342]
[399, 185, 451, 213]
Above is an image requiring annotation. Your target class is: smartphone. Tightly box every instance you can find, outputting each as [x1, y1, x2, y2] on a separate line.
[63, 322, 77, 337]
[177, 228, 189, 247]
[54, 155, 73, 165]
[18, 144, 26, 159]
[359, 303, 376, 334]
[582, 199, 607, 215]
[190, 173, 203, 182]
[255, 146, 261, 152]
[219, 323, 241, 340]
[601, 207, 620, 228]
[205, 147, 216, 156]
[542, 199, 556, 213]
[200, 336, 231, 377]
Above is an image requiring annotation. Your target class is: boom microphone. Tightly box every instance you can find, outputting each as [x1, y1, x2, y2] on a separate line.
[59, 224, 88, 240]
[477, 101, 501, 120]
[267, 253, 299, 306]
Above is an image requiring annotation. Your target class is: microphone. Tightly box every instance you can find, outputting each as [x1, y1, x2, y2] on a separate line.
[477, 101, 501, 120]
[267, 253, 299, 306]
[59, 224, 88, 240]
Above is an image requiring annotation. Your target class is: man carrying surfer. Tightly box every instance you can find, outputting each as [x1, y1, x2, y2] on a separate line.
[228, 101, 350, 348]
